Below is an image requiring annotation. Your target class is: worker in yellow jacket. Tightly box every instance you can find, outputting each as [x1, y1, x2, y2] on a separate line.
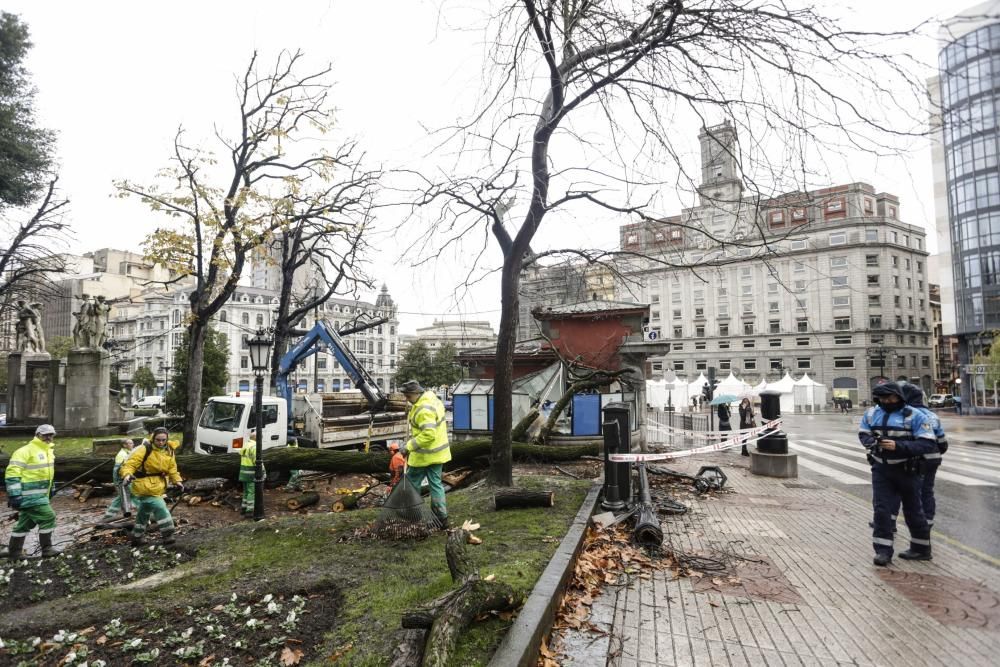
[120, 427, 183, 546]
[399, 380, 451, 528]
[239, 439, 263, 516]
[98, 438, 136, 526]
[3, 424, 60, 559]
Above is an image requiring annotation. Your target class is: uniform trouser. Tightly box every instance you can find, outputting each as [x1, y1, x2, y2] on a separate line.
[131, 496, 174, 540]
[405, 464, 447, 520]
[871, 464, 930, 557]
[889, 457, 941, 527]
[240, 472, 255, 512]
[284, 470, 304, 491]
[102, 469, 135, 520]
[11, 503, 56, 537]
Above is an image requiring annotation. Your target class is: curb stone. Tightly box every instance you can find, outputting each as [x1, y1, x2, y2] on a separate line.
[488, 481, 602, 667]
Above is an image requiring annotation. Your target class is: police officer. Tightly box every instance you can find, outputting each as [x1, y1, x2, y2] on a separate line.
[899, 383, 947, 530]
[858, 382, 937, 566]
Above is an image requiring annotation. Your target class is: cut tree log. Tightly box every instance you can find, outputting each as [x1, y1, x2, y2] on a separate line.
[0, 440, 599, 484]
[286, 492, 320, 511]
[493, 489, 555, 510]
[422, 579, 520, 667]
[331, 493, 360, 512]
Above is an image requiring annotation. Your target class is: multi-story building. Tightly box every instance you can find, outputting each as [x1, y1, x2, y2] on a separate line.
[518, 262, 616, 340]
[930, 283, 960, 391]
[249, 233, 322, 295]
[930, 0, 1000, 407]
[618, 123, 934, 404]
[413, 319, 497, 352]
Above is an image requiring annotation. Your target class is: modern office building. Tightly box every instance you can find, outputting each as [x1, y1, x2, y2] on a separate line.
[618, 124, 934, 404]
[931, 0, 1000, 407]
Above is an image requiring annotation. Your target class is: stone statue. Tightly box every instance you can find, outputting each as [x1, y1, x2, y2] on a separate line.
[72, 294, 96, 349]
[15, 300, 45, 353]
[90, 295, 112, 348]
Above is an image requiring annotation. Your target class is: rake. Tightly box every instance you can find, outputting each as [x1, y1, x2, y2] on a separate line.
[370, 473, 444, 540]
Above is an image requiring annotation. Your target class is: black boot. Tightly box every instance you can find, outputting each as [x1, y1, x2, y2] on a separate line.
[898, 548, 932, 561]
[39, 532, 62, 558]
[4, 535, 26, 561]
[873, 552, 892, 567]
[741, 445, 750, 456]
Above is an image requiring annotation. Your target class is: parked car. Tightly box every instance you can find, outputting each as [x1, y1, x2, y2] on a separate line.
[927, 394, 955, 408]
[132, 395, 164, 409]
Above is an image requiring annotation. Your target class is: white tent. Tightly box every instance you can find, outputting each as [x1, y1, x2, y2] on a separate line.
[687, 373, 708, 405]
[645, 379, 668, 409]
[765, 372, 797, 415]
[752, 379, 769, 395]
[663, 371, 689, 410]
[716, 371, 751, 398]
[793, 373, 828, 412]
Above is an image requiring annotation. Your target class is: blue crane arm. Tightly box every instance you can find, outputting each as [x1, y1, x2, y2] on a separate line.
[275, 319, 388, 416]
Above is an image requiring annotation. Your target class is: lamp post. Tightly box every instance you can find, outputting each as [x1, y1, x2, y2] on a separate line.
[159, 362, 172, 399]
[248, 329, 273, 522]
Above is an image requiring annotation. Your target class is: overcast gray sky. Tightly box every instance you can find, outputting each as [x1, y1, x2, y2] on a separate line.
[7, 0, 949, 333]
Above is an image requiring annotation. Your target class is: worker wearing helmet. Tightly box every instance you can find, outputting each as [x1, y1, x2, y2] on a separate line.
[399, 380, 450, 528]
[239, 439, 264, 516]
[98, 438, 137, 526]
[387, 442, 405, 491]
[3, 424, 60, 559]
[120, 427, 184, 546]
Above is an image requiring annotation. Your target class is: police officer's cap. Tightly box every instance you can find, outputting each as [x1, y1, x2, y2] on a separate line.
[400, 380, 423, 394]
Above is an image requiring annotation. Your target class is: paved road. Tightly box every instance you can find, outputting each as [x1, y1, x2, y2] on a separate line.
[782, 413, 1000, 561]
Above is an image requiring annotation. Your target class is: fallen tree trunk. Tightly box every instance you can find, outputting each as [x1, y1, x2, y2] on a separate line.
[286, 492, 320, 511]
[0, 440, 599, 484]
[494, 489, 555, 510]
[331, 493, 360, 512]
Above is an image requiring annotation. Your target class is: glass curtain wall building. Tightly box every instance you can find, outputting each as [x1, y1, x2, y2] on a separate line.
[936, 1, 1000, 406]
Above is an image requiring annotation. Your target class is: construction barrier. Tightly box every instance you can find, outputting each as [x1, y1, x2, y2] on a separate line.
[613, 418, 783, 462]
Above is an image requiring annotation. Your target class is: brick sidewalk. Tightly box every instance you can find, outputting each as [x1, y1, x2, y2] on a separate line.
[557, 452, 1000, 666]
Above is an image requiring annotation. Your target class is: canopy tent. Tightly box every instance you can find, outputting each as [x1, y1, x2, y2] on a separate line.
[716, 371, 751, 398]
[793, 373, 828, 412]
[766, 372, 797, 415]
[687, 373, 708, 404]
[663, 371, 689, 410]
[645, 378, 668, 409]
[753, 379, 769, 395]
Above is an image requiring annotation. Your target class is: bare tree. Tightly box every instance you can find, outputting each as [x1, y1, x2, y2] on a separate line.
[0, 178, 70, 313]
[264, 152, 379, 385]
[117, 50, 368, 450]
[413, 1, 928, 485]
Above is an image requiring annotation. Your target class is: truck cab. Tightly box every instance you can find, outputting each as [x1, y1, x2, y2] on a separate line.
[195, 393, 287, 455]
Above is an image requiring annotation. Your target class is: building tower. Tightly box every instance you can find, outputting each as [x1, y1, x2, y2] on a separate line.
[697, 120, 744, 205]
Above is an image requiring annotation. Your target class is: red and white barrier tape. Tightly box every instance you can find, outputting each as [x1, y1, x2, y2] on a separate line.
[645, 419, 781, 439]
[611, 418, 783, 462]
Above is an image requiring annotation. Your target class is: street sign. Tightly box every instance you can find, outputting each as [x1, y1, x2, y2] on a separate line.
[976, 365, 987, 375]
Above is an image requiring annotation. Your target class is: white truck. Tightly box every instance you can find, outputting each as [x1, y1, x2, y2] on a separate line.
[195, 391, 409, 454]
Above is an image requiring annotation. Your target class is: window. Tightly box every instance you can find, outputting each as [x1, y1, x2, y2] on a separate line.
[768, 283, 779, 294]
[906, 278, 912, 289]
[865, 229, 878, 242]
[829, 232, 847, 245]
[907, 297, 913, 308]
[741, 267, 752, 279]
[897, 356, 906, 368]
[718, 287, 728, 297]
[922, 356, 930, 368]
[673, 309, 682, 319]
[769, 320, 780, 333]
[868, 274, 880, 286]
[869, 295, 881, 307]
[672, 293, 682, 304]
[240, 357, 248, 369]
[625, 232, 639, 245]
[673, 342, 684, 351]
[792, 207, 807, 221]
[796, 358, 811, 369]
[830, 256, 847, 269]
[866, 254, 879, 267]
[790, 239, 807, 250]
[317, 356, 327, 370]
[741, 284, 753, 296]
[796, 338, 810, 347]
[695, 307, 705, 317]
[833, 295, 850, 307]
[794, 280, 807, 292]
[892, 255, 899, 267]
[794, 262, 805, 273]
[672, 360, 685, 371]
[719, 340, 731, 349]
[652, 362, 663, 372]
[831, 276, 848, 289]
[905, 258, 911, 270]
[651, 309, 661, 321]
[241, 313, 249, 325]
[864, 197, 875, 214]
[891, 231, 898, 243]
[917, 261, 923, 274]
[769, 338, 782, 348]
[834, 357, 855, 369]
[834, 317, 851, 331]
[743, 322, 754, 335]
[769, 210, 785, 226]
[696, 359, 707, 370]
[673, 326, 683, 337]
[742, 302, 754, 314]
[693, 290, 705, 304]
[743, 339, 756, 348]
[769, 358, 783, 370]
[695, 341, 706, 350]
[768, 301, 780, 312]
[650, 294, 660, 303]
[719, 359, 732, 370]
[695, 325, 705, 337]
[825, 198, 844, 212]
[719, 324, 729, 336]
[834, 335, 853, 345]
[796, 318, 809, 333]
[744, 359, 758, 370]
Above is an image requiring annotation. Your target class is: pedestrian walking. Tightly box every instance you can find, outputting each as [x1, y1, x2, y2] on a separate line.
[738, 398, 755, 456]
[98, 438, 136, 526]
[717, 401, 732, 443]
[900, 383, 947, 530]
[119, 427, 184, 546]
[858, 382, 937, 566]
[399, 379, 451, 528]
[2, 424, 60, 559]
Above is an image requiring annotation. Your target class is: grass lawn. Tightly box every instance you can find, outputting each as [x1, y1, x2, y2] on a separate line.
[0, 433, 184, 457]
[0, 475, 592, 666]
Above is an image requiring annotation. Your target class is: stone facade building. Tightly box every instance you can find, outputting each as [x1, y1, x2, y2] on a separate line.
[618, 124, 934, 404]
[413, 319, 497, 352]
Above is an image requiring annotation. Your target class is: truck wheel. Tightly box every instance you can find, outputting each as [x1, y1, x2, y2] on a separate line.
[368, 442, 388, 453]
[297, 437, 317, 449]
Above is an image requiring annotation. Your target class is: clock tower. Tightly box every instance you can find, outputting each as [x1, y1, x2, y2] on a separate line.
[697, 121, 743, 205]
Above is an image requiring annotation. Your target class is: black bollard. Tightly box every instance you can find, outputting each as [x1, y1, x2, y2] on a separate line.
[601, 402, 631, 511]
[756, 390, 789, 454]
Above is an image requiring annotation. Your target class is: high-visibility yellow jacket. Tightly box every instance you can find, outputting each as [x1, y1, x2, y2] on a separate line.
[120, 444, 182, 498]
[111, 446, 131, 483]
[4, 437, 55, 509]
[239, 441, 260, 482]
[405, 391, 450, 468]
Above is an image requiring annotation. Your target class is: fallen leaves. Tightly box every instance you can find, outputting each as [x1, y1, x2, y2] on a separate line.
[280, 646, 304, 665]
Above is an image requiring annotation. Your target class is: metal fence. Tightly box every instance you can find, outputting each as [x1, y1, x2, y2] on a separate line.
[644, 408, 711, 449]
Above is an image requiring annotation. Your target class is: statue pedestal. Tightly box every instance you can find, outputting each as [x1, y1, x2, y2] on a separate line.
[6, 352, 52, 424]
[64, 349, 110, 431]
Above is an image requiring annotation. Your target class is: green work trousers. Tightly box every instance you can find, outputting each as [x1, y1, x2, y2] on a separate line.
[405, 464, 447, 520]
[284, 470, 304, 492]
[102, 469, 135, 520]
[241, 479, 255, 513]
[11, 502, 56, 537]
[131, 496, 174, 540]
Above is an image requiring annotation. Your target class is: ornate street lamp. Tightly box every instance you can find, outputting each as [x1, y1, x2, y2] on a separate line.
[248, 330, 273, 521]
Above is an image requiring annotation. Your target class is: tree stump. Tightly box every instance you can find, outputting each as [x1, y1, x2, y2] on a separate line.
[493, 489, 555, 510]
[331, 493, 360, 512]
[286, 492, 320, 511]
